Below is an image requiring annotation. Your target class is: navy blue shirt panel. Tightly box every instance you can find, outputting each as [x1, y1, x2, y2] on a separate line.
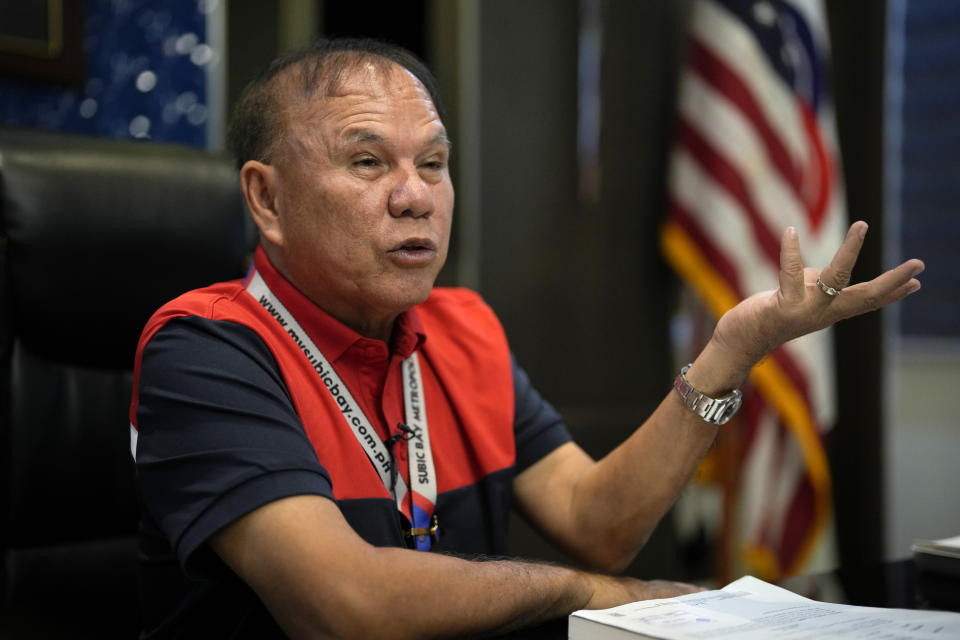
[511, 353, 570, 473]
[135, 317, 335, 574]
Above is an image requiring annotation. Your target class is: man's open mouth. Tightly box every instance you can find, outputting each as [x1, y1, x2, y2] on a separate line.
[390, 238, 436, 253]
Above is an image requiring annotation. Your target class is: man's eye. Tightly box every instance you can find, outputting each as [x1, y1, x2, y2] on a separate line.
[421, 160, 445, 171]
[354, 156, 380, 168]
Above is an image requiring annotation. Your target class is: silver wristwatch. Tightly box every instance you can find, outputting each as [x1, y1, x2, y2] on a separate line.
[673, 363, 742, 425]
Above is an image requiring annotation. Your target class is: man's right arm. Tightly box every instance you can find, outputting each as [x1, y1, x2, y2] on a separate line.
[210, 494, 696, 640]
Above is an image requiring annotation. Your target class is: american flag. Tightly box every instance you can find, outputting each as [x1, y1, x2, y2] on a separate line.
[662, 0, 845, 579]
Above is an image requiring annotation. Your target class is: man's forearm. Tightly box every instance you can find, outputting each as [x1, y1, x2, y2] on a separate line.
[571, 400, 720, 569]
[300, 550, 588, 639]
[272, 548, 698, 639]
[213, 494, 695, 640]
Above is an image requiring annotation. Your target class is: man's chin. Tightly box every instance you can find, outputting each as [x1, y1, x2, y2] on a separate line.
[368, 275, 434, 312]
[396, 284, 436, 310]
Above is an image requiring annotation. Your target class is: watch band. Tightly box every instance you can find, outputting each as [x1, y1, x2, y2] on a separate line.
[673, 363, 742, 425]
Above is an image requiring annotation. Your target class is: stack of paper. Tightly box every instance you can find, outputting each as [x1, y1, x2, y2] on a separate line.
[569, 575, 960, 639]
[913, 535, 960, 577]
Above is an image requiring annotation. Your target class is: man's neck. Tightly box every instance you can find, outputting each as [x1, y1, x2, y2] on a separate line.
[341, 313, 396, 344]
[301, 292, 398, 344]
[261, 243, 398, 343]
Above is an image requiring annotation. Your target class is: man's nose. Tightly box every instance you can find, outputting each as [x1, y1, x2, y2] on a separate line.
[388, 166, 433, 218]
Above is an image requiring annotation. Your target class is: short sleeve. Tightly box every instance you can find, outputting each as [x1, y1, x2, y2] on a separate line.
[134, 316, 334, 573]
[511, 354, 572, 472]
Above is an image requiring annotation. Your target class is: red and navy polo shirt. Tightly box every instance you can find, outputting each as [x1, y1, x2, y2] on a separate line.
[129, 246, 571, 637]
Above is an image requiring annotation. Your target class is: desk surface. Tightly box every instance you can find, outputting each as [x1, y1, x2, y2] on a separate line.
[498, 558, 960, 639]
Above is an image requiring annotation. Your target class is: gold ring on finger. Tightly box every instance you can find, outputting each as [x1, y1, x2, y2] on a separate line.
[816, 276, 842, 297]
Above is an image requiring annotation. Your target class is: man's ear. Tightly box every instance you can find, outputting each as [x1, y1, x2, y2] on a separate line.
[240, 160, 284, 247]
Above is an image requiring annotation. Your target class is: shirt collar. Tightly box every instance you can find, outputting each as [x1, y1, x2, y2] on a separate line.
[250, 245, 427, 362]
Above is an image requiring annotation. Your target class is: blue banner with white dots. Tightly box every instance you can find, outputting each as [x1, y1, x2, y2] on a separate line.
[0, 0, 216, 148]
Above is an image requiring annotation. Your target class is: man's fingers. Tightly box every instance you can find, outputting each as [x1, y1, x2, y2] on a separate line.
[878, 278, 922, 307]
[832, 258, 924, 319]
[778, 227, 805, 304]
[817, 221, 868, 292]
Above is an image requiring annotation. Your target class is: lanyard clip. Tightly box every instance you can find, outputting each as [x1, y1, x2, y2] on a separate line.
[406, 513, 440, 546]
[384, 423, 416, 497]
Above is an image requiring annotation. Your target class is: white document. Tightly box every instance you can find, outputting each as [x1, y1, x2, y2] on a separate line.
[913, 535, 960, 559]
[569, 575, 960, 639]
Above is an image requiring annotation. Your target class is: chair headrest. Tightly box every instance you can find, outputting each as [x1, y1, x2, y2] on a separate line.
[0, 129, 250, 369]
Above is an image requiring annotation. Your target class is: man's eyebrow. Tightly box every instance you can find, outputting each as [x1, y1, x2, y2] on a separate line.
[344, 129, 384, 145]
[342, 129, 451, 151]
[430, 131, 452, 152]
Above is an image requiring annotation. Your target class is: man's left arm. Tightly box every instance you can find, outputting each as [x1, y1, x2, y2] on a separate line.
[513, 221, 924, 573]
[512, 364, 723, 573]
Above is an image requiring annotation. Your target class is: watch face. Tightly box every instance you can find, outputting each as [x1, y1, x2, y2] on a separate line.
[716, 393, 743, 425]
[675, 366, 742, 425]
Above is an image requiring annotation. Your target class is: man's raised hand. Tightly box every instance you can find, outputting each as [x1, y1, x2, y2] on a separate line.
[711, 221, 924, 370]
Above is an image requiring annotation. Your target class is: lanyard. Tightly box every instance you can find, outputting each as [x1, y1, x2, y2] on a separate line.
[246, 270, 438, 549]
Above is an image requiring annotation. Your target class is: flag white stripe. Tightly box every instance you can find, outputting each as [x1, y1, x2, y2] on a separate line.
[739, 408, 781, 542]
[786, 331, 836, 427]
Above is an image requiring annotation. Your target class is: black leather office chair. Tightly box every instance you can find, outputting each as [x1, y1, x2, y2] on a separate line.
[0, 129, 249, 638]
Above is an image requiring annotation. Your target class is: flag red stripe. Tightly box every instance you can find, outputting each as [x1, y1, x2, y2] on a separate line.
[779, 470, 816, 570]
[738, 386, 766, 452]
[799, 102, 832, 232]
[689, 38, 804, 198]
[676, 117, 782, 269]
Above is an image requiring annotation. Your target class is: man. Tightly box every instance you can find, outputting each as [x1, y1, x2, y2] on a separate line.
[130, 38, 923, 638]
